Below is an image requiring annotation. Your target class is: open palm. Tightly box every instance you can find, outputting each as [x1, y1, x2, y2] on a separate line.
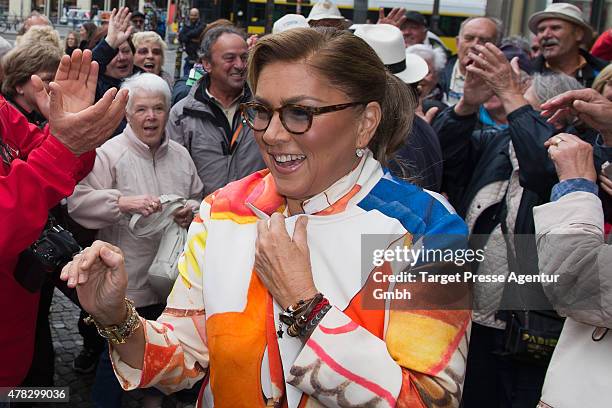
[32, 49, 97, 117]
[31, 49, 129, 156]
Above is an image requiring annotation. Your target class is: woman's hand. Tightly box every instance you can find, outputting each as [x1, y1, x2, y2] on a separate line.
[32, 49, 97, 118]
[254, 214, 318, 310]
[106, 7, 133, 49]
[31, 49, 128, 156]
[173, 205, 194, 228]
[60, 241, 128, 326]
[118, 195, 161, 216]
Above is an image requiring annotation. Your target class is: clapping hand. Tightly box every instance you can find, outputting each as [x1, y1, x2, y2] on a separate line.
[465, 43, 527, 113]
[454, 69, 494, 116]
[466, 44, 524, 99]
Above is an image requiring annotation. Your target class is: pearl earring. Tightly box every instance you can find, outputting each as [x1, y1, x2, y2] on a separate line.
[356, 148, 365, 158]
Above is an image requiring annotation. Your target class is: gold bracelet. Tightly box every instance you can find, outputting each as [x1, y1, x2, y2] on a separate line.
[84, 298, 142, 345]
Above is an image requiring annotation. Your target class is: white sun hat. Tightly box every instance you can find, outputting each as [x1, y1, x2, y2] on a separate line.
[354, 24, 429, 84]
[273, 14, 309, 34]
[306, 0, 344, 22]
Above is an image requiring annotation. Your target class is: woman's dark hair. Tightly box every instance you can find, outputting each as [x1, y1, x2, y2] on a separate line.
[248, 27, 415, 166]
[80, 22, 98, 49]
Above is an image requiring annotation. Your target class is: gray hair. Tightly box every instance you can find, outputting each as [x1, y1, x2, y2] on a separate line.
[132, 31, 168, 65]
[458, 16, 503, 45]
[530, 73, 583, 104]
[121, 73, 171, 111]
[405, 44, 447, 74]
[501, 35, 531, 55]
[198, 25, 246, 62]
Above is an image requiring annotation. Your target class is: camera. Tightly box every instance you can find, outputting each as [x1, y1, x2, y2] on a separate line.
[15, 219, 81, 293]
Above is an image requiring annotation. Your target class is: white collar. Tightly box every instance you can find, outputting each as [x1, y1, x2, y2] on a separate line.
[298, 149, 379, 215]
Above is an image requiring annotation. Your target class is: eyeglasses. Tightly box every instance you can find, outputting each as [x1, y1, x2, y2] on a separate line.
[240, 101, 367, 135]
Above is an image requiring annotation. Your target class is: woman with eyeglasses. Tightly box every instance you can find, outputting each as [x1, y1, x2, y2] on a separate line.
[61, 27, 470, 407]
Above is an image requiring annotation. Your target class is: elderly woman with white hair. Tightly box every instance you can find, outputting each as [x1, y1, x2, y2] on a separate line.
[67, 72, 203, 407]
[406, 43, 448, 116]
[132, 31, 174, 88]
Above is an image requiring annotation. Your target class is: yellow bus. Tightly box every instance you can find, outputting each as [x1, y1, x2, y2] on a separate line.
[234, 0, 486, 53]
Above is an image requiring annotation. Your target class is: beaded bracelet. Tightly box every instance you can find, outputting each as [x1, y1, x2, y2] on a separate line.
[299, 303, 332, 339]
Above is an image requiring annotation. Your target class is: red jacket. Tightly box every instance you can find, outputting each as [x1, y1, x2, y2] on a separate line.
[591, 29, 612, 62]
[0, 96, 95, 386]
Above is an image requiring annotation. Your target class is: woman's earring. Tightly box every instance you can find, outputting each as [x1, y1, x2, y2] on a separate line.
[355, 148, 365, 158]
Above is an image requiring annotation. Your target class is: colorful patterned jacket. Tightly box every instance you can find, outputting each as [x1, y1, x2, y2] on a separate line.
[111, 152, 471, 407]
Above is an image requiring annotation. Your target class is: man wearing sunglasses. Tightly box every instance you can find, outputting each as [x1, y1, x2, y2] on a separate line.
[167, 25, 265, 196]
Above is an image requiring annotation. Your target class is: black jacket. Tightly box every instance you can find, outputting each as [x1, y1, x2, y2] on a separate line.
[389, 116, 443, 192]
[532, 49, 608, 88]
[433, 105, 607, 233]
[179, 20, 205, 62]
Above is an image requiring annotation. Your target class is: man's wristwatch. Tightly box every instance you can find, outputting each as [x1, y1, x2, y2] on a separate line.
[84, 298, 142, 345]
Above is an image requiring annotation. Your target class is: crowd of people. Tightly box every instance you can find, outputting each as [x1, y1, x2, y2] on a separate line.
[0, 1, 611, 407]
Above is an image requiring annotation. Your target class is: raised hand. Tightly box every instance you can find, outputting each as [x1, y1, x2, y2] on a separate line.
[106, 7, 133, 49]
[466, 44, 523, 98]
[31, 48, 129, 156]
[377, 7, 406, 27]
[254, 214, 317, 310]
[48, 84, 128, 156]
[60, 241, 128, 326]
[454, 69, 494, 116]
[465, 43, 528, 113]
[32, 49, 97, 118]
